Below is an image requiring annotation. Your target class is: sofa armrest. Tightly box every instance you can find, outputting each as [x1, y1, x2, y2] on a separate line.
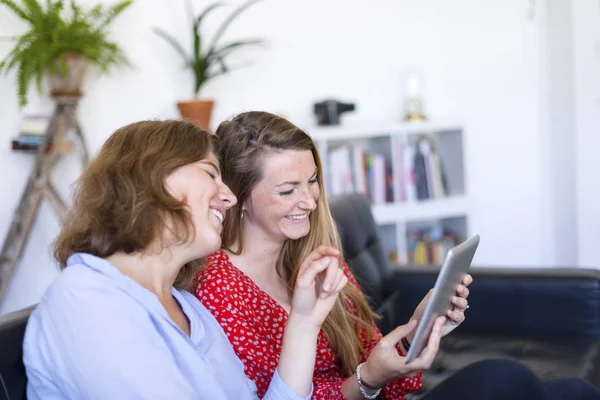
[385, 265, 600, 340]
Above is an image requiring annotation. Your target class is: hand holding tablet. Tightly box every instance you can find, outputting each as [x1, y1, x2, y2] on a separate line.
[404, 234, 480, 363]
[356, 235, 480, 390]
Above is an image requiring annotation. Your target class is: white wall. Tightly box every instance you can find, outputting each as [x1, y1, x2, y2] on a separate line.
[0, 0, 578, 314]
[573, 0, 600, 268]
[537, 0, 578, 266]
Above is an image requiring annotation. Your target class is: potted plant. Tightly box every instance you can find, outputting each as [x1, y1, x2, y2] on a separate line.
[153, 0, 265, 131]
[0, 0, 133, 107]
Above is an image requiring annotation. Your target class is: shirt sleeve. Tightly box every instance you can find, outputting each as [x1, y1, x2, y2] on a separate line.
[23, 280, 197, 400]
[263, 369, 313, 400]
[341, 259, 423, 399]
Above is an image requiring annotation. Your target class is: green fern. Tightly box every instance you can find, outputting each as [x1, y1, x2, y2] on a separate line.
[0, 0, 133, 107]
[153, 0, 265, 98]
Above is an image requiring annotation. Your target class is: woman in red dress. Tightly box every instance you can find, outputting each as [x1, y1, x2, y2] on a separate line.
[194, 111, 472, 400]
[195, 111, 600, 400]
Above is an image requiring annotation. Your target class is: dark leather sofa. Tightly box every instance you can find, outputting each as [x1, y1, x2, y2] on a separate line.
[329, 192, 600, 397]
[0, 305, 34, 400]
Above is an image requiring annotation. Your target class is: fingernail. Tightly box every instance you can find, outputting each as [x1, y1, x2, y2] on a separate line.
[322, 257, 331, 265]
[320, 292, 328, 299]
[324, 283, 331, 291]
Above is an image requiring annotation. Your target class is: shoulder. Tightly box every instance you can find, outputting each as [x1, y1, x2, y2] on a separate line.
[25, 261, 140, 344]
[195, 251, 247, 311]
[36, 261, 126, 314]
[196, 250, 243, 292]
[23, 262, 142, 383]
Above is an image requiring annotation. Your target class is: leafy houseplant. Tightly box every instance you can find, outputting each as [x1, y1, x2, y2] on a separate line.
[153, 0, 265, 131]
[0, 0, 133, 107]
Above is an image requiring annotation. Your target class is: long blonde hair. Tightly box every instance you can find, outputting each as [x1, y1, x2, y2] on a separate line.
[215, 111, 378, 376]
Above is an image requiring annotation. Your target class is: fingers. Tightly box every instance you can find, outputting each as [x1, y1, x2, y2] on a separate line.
[320, 256, 340, 294]
[446, 308, 465, 324]
[411, 316, 444, 369]
[322, 272, 348, 298]
[462, 274, 473, 286]
[299, 246, 340, 274]
[296, 256, 332, 289]
[456, 284, 470, 298]
[452, 296, 468, 310]
[381, 320, 418, 347]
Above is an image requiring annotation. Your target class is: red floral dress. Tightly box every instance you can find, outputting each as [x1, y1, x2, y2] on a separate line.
[195, 250, 422, 399]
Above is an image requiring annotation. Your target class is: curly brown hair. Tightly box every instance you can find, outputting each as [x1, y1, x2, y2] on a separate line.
[54, 119, 215, 289]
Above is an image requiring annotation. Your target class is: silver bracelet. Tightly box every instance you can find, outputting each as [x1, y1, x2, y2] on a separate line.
[356, 362, 382, 399]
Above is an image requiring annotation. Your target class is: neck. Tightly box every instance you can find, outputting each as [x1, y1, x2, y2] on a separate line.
[105, 248, 184, 302]
[231, 223, 285, 279]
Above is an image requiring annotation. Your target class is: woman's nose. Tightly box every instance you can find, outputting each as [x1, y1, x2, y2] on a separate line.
[219, 182, 238, 209]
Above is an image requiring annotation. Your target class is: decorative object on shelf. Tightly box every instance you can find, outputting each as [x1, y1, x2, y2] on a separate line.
[0, 0, 133, 107]
[313, 99, 356, 126]
[153, 0, 265, 131]
[0, 93, 90, 305]
[402, 71, 427, 121]
[309, 121, 468, 265]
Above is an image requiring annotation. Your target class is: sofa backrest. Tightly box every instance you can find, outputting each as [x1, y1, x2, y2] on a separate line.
[0, 305, 35, 400]
[329, 193, 393, 311]
[393, 266, 600, 340]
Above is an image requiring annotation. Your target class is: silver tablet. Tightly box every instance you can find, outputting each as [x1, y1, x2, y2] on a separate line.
[404, 234, 480, 364]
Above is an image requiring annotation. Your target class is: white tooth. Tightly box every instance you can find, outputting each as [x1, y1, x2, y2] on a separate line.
[211, 209, 223, 223]
[287, 213, 307, 220]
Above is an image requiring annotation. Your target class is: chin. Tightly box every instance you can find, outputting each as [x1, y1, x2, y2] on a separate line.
[198, 234, 222, 256]
[284, 227, 311, 241]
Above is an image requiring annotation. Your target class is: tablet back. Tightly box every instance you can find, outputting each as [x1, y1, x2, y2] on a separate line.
[405, 234, 480, 363]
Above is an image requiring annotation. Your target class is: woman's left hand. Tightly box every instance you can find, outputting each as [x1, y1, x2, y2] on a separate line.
[407, 274, 473, 341]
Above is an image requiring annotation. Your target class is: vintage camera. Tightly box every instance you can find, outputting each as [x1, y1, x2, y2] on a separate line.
[313, 99, 356, 126]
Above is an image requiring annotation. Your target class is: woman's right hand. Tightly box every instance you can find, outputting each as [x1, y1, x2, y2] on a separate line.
[289, 245, 347, 329]
[359, 316, 446, 388]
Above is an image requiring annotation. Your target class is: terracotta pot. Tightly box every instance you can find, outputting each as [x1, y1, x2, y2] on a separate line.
[177, 99, 214, 132]
[49, 52, 87, 97]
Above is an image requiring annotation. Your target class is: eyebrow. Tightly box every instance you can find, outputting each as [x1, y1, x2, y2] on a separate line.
[275, 168, 318, 187]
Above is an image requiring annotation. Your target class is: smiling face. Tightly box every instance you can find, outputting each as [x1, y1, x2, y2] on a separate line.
[165, 152, 237, 257]
[243, 149, 320, 244]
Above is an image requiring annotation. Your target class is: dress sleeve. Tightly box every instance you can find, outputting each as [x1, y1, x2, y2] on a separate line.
[340, 259, 423, 399]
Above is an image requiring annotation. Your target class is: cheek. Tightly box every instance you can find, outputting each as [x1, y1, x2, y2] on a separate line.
[310, 184, 321, 202]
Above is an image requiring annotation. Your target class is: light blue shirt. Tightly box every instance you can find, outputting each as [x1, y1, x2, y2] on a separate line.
[23, 253, 312, 400]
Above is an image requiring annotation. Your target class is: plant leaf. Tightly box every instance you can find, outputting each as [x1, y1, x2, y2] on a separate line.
[0, 0, 33, 22]
[0, 0, 133, 107]
[152, 27, 191, 64]
[208, 39, 264, 62]
[194, 2, 225, 29]
[205, 0, 263, 58]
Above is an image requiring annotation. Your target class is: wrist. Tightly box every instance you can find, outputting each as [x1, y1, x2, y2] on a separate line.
[360, 360, 386, 390]
[286, 312, 321, 335]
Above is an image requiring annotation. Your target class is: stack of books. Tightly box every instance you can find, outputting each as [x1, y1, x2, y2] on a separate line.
[11, 116, 51, 152]
[11, 116, 73, 153]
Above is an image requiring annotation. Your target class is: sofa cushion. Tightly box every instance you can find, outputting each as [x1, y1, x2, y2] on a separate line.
[403, 334, 600, 399]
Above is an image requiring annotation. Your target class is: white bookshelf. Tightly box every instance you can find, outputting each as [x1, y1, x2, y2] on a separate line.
[370, 195, 469, 225]
[308, 120, 469, 266]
